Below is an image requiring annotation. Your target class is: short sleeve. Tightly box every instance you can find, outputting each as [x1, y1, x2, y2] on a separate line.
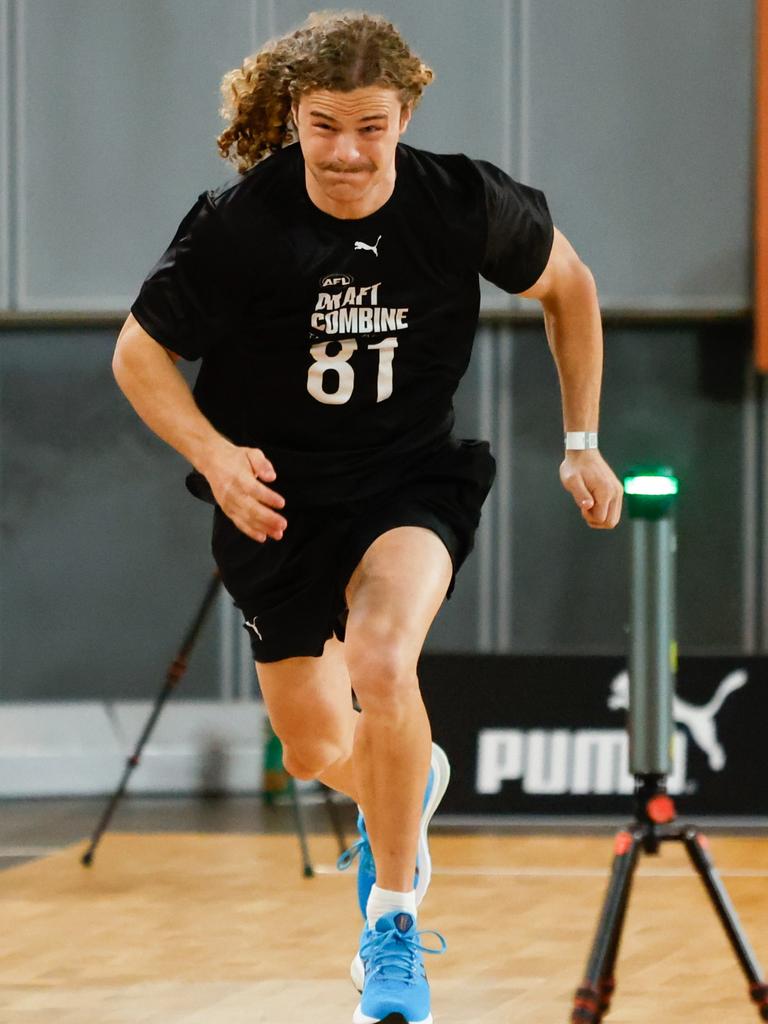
[130, 193, 236, 361]
[474, 159, 554, 294]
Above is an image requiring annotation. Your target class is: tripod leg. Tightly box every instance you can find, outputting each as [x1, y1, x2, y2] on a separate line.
[571, 829, 642, 1024]
[683, 828, 768, 1020]
[81, 572, 222, 866]
[320, 784, 348, 857]
[288, 777, 315, 879]
[597, 851, 636, 1018]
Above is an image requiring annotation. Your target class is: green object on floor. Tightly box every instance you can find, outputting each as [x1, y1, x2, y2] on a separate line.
[263, 721, 289, 803]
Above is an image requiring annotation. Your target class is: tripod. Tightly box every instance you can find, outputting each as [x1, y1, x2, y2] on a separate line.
[81, 570, 348, 876]
[571, 775, 768, 1022]
[570, 468, 767, 1022]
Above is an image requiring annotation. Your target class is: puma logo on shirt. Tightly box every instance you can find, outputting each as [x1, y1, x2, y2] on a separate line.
[354, 235, 381, 256]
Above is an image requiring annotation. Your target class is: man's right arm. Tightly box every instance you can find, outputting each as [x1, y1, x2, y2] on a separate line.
[112, 314, 287, 542]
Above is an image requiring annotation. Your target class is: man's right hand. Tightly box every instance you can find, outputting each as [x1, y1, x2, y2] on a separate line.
[201, 442, 287, 543]
[112, 318, 286, 544]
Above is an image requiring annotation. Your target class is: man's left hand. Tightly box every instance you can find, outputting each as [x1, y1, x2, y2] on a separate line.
[559, 450, 623, 529]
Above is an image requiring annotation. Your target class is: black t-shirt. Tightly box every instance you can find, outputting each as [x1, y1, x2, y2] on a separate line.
[130, 142, 553, 505]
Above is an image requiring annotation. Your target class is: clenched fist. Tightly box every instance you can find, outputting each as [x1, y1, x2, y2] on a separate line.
[560, 450, 623, 529]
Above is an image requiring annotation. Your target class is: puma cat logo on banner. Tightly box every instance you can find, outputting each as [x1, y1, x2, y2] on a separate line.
[354, 235, 381, 256]
[608, 669, 747, 771]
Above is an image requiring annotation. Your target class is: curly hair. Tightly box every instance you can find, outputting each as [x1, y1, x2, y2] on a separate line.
[217, 10, 434, 174]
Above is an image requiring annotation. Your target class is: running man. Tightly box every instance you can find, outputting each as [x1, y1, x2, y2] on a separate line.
[113, 12, 623, 1024]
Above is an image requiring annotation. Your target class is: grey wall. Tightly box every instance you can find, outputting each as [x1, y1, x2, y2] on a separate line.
[0, 330, 220, 698]
[0, 320, 757, 700]
[432, 320, 756, 656]
[0, 1, 763, 699]
[0, 1, 10, 310]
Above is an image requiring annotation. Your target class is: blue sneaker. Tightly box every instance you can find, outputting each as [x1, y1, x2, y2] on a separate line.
[352, 911, 446, 1024]
[337, 742, 451, 920]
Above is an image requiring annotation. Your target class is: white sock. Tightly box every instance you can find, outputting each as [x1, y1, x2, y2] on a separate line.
[366, 884, 417, 929]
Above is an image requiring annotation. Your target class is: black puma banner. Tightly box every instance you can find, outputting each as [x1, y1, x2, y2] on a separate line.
[418, 655, 768, 816]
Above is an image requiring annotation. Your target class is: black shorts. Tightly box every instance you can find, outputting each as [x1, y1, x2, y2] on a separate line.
[211, 438, 496, 662]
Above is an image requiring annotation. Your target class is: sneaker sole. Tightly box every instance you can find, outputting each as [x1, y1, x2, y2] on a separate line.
[353, 1007, 432, 1024]
[414, 742, 450, 906]
[351, 952, 364, 993]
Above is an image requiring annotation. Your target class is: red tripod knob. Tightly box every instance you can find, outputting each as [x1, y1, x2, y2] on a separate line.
[646, 793, 676, 823]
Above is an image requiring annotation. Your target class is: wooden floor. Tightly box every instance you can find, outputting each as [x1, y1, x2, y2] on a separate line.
[1, 832, 767, 1023]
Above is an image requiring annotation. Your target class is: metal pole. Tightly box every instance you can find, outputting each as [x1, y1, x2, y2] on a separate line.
[628, 516, 676, 776]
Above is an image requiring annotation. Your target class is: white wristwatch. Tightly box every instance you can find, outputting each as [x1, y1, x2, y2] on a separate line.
[565, 431, 598, 450]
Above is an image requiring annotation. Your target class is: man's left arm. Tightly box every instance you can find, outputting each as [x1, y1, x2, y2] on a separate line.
[519, 226, 623, 530]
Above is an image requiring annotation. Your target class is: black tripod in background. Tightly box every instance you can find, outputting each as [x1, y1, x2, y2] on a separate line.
[570, 469, 767, 1022]
[80, 570, 349, 876]
[572, 777, 768, 1023]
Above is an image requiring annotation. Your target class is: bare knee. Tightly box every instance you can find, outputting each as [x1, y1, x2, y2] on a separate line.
[346, 632, 419, 714]
[281, 738, 350, 782]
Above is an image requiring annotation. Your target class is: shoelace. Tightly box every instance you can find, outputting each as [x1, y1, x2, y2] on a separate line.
[337, 835, 420, 886]
[335, 835, 366, 868]
[337, 819, 374, 874]
[360, 923, 447, 986]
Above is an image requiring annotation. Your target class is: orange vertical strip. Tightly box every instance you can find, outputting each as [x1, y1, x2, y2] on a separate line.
[757, 0, 768, 373]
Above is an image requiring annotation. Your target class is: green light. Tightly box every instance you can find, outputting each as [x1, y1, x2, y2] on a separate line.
[623, 465, 679, 519]
[624, 475, 679, 497]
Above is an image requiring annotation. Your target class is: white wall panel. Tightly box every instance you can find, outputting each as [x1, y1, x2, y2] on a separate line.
[9, 0, 756, 313]
[15, 0, 252, 311]
[0, 701, 266, 795]
[527, 0, 753, 312]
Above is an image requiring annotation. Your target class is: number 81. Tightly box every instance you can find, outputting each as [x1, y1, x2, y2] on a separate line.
[306, 336, 398, 405]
